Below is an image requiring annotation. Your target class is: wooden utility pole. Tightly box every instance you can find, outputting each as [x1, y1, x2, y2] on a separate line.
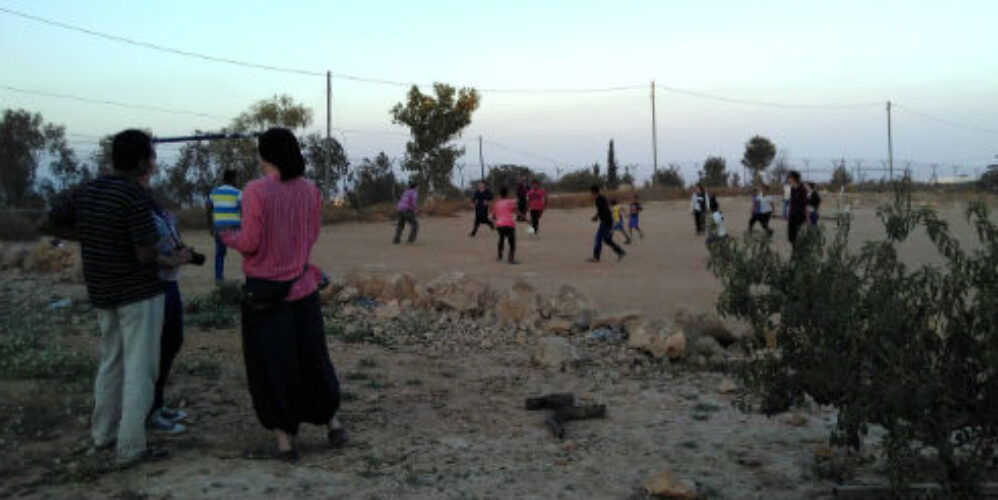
[326, 71, 332, 139]
[478, 135, 485, 182]
[887, 100, 894, 182]
[650, 80, 658, 184]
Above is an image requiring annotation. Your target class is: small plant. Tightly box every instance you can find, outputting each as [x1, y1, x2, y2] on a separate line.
[177, 358, 222, 379]
[708, 181, 998, 495]
[185, 284, 241, 329]
[357, 357, 377, 369]
[344, 371, 370, 381]
[0, 312, 95, 381]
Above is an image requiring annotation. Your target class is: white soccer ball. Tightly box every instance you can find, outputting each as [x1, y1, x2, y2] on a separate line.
[526, 226, 536, 235]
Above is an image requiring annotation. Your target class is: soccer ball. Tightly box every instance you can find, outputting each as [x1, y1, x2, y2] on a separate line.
[526, 226, 536, 235]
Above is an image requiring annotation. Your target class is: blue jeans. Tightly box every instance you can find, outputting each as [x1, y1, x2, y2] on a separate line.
[593, 223, 623, 260]
[214, 233, 227, 281]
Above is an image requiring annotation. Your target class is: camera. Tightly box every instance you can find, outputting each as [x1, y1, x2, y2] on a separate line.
[189, 250, 206, 266]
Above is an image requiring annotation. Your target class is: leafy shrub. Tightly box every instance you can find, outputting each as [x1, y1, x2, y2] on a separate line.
[707, 183, 998, 495]
[185, 282, 241, 329]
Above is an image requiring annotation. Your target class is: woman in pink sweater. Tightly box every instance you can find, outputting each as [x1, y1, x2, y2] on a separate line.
[220, 128, 346, 460]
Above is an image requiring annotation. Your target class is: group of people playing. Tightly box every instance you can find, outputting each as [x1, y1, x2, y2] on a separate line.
[45, 128, 346, 467]
[689, 170, 823, 246]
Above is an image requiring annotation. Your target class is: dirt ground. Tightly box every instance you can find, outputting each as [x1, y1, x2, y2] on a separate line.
[2, 193, 996, 499]
[181, 193, 998, 321]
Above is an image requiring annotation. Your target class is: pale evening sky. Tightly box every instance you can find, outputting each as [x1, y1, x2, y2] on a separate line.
[1, 0, 996, 182]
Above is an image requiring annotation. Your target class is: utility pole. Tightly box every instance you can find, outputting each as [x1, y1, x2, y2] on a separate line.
[887, 100, 894, 182]
[326, 71, 332, 139]
[478, 135, 485, 182]
[650, 80, 658, 184]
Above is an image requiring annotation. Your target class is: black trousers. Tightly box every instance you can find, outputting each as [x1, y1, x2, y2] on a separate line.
[152, 281, 183, 413]
[749, 213, 773, 233]
[530, 210, 542, 233]
[471, 210, 494, 236]
[497, 226, 516, 261]
[693, 211, 706, 234]
[788, 218, 805, 245]
[393, 210, 418, 243]
[241, 292, 341, 435]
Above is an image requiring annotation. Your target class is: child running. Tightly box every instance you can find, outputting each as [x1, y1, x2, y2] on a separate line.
[706, 197, 728, 246]
[492, 186, 519, 264]
[526, 179, 547, 235]
[611, 198, 632, 244]
[748, 185, 775, 236]
[588, 185, 626, 262]
[628, 195, 644, 240]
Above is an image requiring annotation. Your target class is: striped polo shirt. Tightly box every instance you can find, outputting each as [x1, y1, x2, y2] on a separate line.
[209, 184, 242, 227]
[49, 176, 163, 308]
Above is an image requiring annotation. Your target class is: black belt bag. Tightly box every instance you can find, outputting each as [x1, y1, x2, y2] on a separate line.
[242, 266, 307, 312]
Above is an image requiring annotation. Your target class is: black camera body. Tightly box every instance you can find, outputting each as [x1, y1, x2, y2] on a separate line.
[189, 251, 206, 266]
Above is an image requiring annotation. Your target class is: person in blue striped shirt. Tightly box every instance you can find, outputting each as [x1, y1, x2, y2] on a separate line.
[206, 169, 242, 282]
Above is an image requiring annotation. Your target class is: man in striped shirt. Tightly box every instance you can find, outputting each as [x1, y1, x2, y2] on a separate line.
[206, 169, 242, 282]
[45, 129, 168, 467]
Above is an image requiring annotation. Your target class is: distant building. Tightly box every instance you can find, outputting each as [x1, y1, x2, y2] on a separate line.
[936, 175, 972, 185]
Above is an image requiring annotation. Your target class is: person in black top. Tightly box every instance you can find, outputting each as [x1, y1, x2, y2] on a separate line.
[515, 177, 529, 222]
[44, 129, 168, 467]
[786, 171, 809, 245]
[587, 185, 626, 262]
[690, 184, 708, 235]
[806, 182, 821, 226]
[469, 181, 494, 237]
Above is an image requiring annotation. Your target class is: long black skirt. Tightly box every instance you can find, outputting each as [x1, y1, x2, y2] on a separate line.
[241, 292, 341, 435]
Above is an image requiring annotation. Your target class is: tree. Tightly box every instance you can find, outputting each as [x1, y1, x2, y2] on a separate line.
[707, 187, 998, 495]
[980, 165, 998, 191]
[652, 164, 686, 188]
[165, 95, 315, 206]
[302, 134, 349, 198]
[606, 140, 619, 189]
[0, 109, 79, 207]
[45, 125, 91, 190]
[730, 172, 741, 188]
[592, 162, 601, 178]
[488, 164, 549, 192]
[620, 166, 635, 187]
[741, 135, 777, 182]
[391, 83, 480, 195]
[830, 158, 853, 189]
[702, 156, 729, 187]
[349, 152, 401, 207]
[767, 152, 791, 186]
[556, 167, 603, 192]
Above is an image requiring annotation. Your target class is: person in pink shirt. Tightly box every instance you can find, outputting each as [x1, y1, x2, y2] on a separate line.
[219, 128, 346, 461]
[393, 181, 419, 244]
[526, 179, 548, 235]
[491, 186, 519, 264]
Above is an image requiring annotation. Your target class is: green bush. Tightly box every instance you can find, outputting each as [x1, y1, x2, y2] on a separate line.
[185, 282, 241, 329]
[707, 183, 998, 495]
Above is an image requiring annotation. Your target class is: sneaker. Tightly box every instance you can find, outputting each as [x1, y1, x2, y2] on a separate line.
[508, 260, 520, 265]
[159, 407, 189, 423]
[586, 257, 600, 263]
[147, 413, 187, 435]
[617, 250, 627, 262]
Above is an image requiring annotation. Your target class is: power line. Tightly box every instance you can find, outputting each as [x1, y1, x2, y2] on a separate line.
[655, 84, 882, 110]
[893, 104, 998, 135]
[481, 139, 565, 166]
[1, 84, 229, 120]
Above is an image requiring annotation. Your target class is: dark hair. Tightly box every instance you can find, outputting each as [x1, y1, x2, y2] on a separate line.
[709, 195, 720, 212]
[590, 184, 601, 194]
[610, 198, 618, 205]
[788, 170, 802, 182]
[222, 169, 237, 184]
[409, 181, 418, 189]
[499, 186, 509, 197]
[112, 129, 155, 173]
[807, 182, 816, 189]
[258, 128, 305, 181]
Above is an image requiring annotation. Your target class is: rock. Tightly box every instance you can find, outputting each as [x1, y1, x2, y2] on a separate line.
[374, 300, 402, 321]
[676, 309, 739, 347]
[319, 276, 345, 303]
[382, 272, 418, 303]
[691, 335, 725, 359]
[23, 242, 74, 273]
[764, 329, 778, 348]
[358, 274, 387, 299]
[588, 327, 625, 343]
[550, 284, 595, 328]
[532, 336, 578, 370]
[717, 378, 737, 394]
[1, 244, 29, 270]
[496, 280, 541, 330]
[590, 311, 643, 330]
[425, 272, 494, 316]
[545, 318, 573, 335]
[644, 470, 697, 499]
[336, 286, 360, 302]
[627, 322, 685, 359]
[785, 413, 808, 427]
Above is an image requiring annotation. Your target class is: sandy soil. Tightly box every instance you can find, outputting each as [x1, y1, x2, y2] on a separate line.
[2, 194, 995, 499]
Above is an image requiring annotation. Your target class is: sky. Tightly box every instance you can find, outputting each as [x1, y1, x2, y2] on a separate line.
[2, 0, 997, 183]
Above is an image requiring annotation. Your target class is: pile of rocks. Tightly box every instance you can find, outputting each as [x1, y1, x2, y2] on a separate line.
[321, 271, 744, 365]
[0, 241, 82, 282]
